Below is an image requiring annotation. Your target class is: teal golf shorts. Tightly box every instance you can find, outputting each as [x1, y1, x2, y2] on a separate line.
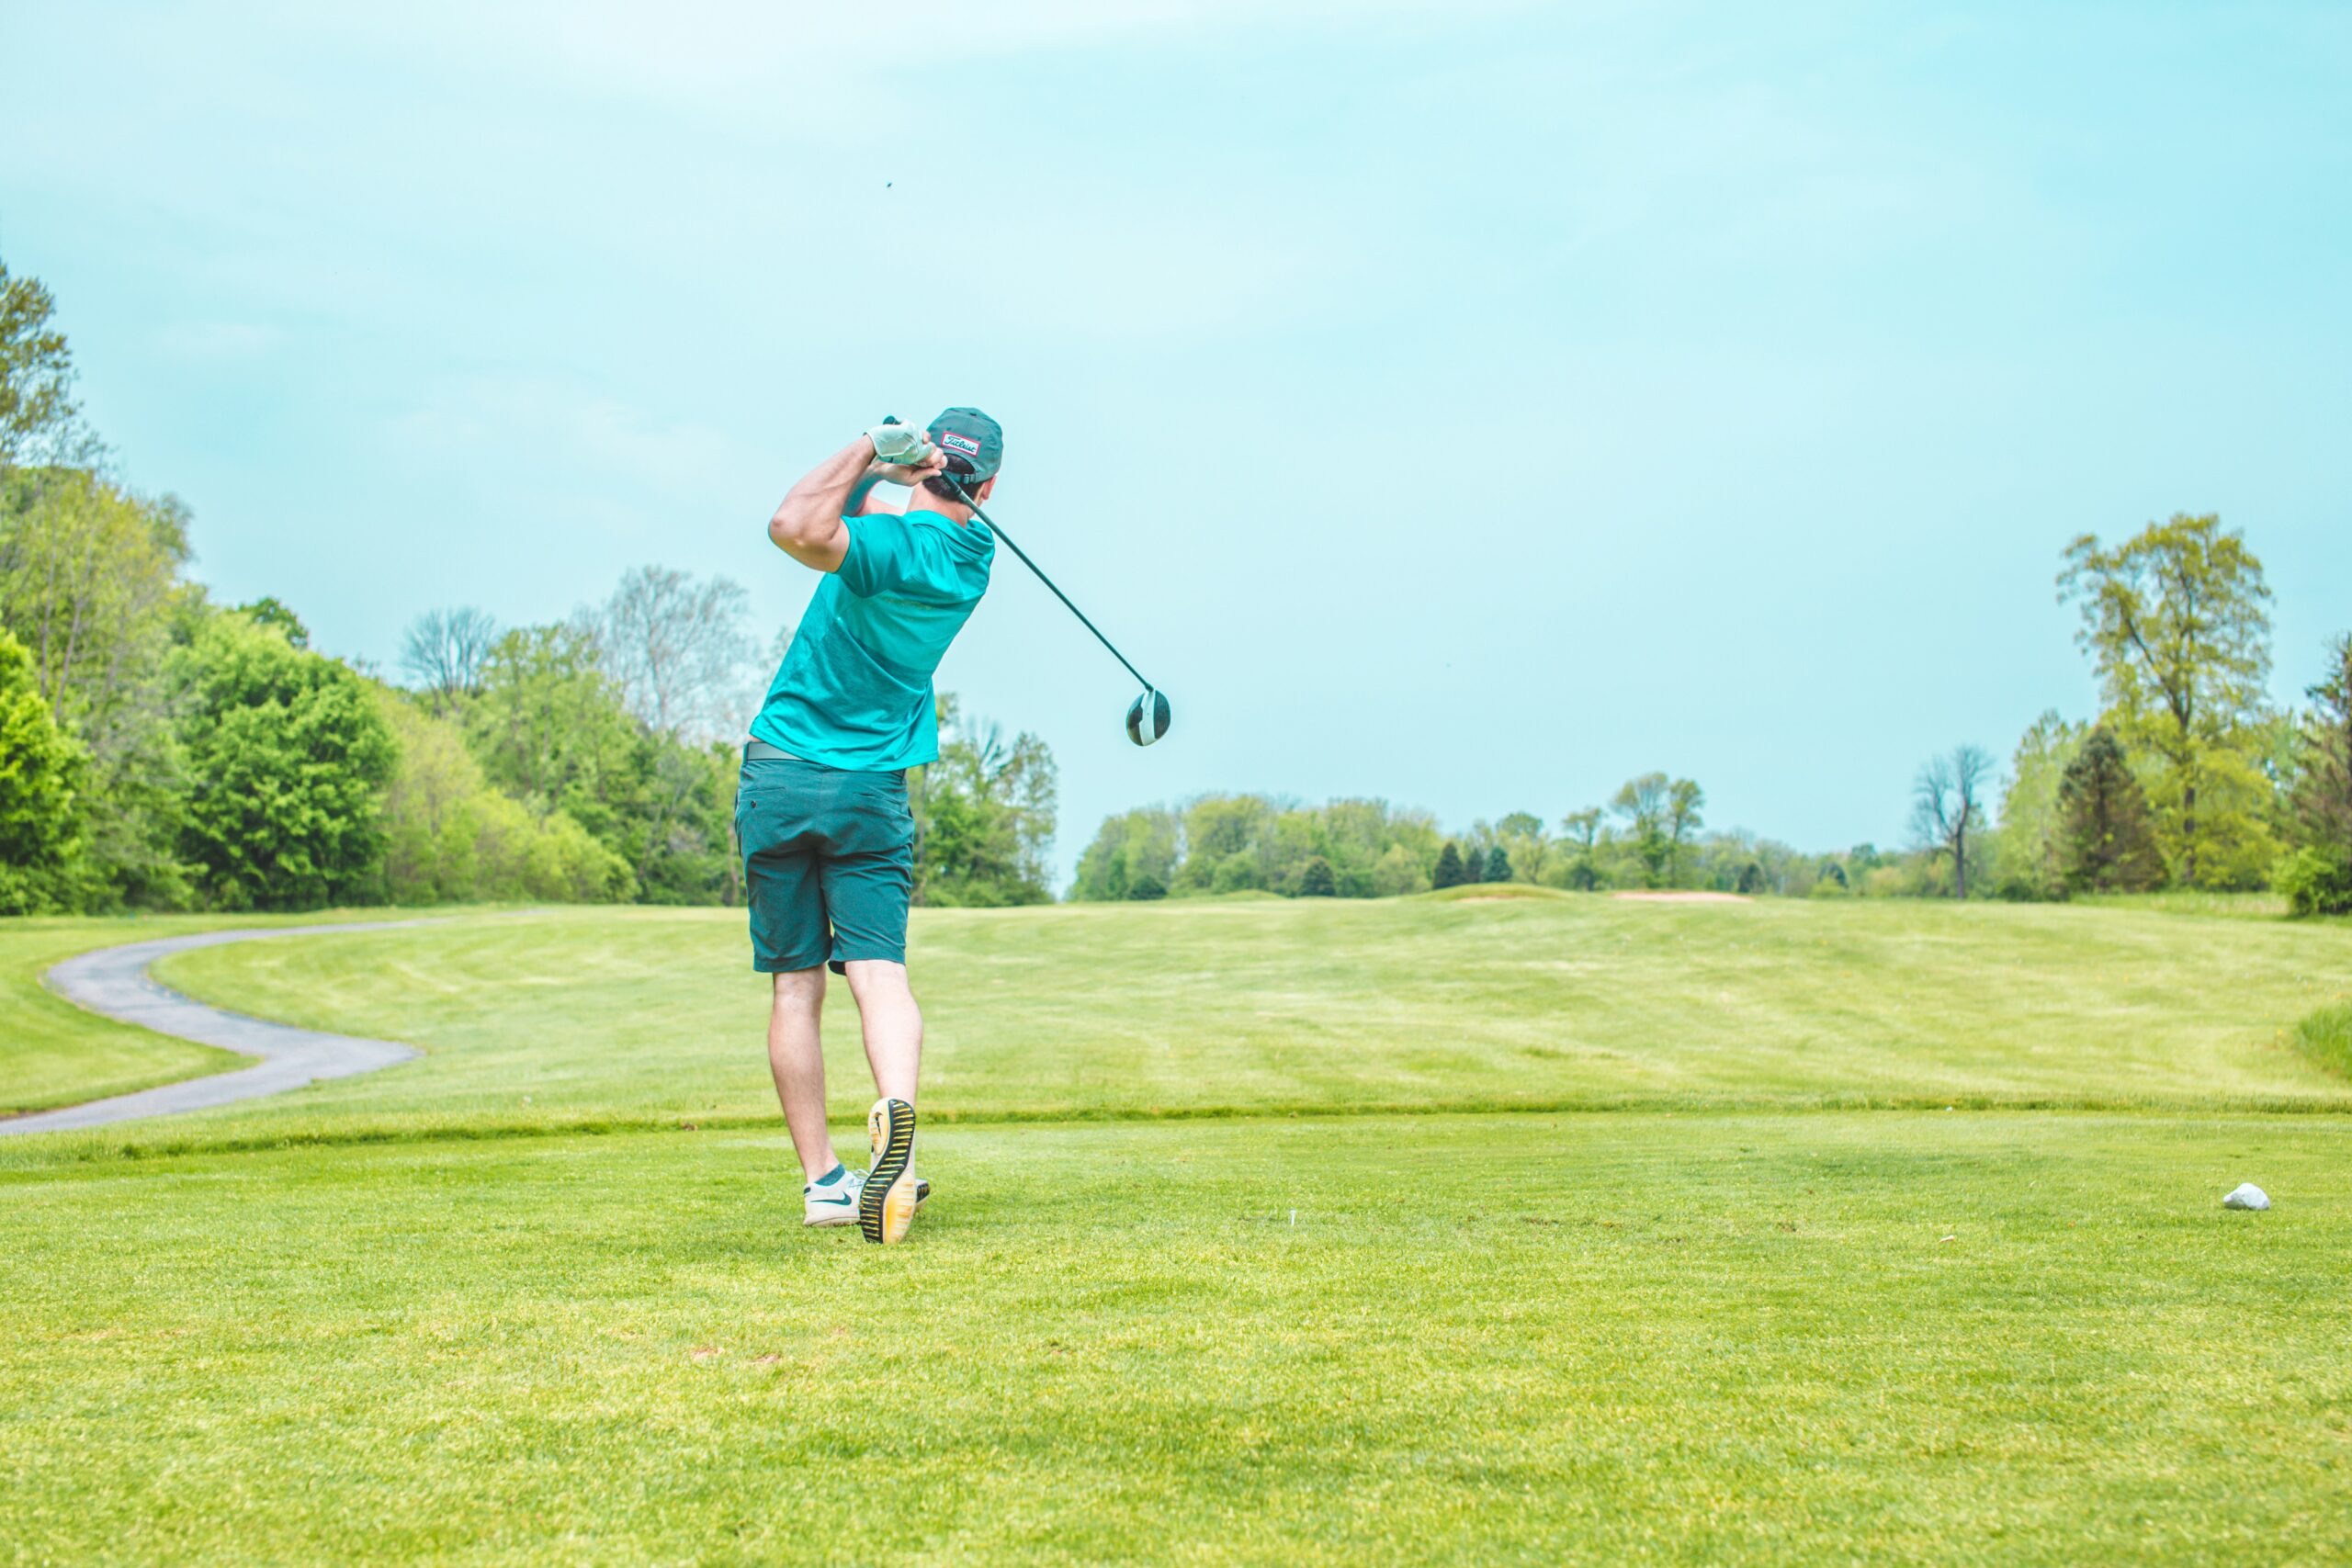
[738, 753, 915, 974]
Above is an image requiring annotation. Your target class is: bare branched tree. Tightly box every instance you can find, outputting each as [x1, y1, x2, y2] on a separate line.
[578, 566, 757, 740]
[1913, 743, 1995, 898]
[399, 606, 500, 711]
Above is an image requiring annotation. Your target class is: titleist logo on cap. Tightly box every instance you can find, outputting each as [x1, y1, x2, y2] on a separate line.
[940, 432, 982, 456]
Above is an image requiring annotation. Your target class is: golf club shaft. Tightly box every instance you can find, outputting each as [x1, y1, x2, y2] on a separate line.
[948, 480, 1155, 693]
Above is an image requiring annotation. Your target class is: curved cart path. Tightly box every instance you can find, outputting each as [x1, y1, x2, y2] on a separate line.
[4, 921, 435, 1137]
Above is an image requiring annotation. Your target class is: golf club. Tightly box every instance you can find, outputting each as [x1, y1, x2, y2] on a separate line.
[882, 417, 1172, 747]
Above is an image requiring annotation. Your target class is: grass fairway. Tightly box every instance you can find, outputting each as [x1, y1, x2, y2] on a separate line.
[102, 895, 2352, 1145]
[5, 897, 2351, 1563]
[0, 917, 255, 1114]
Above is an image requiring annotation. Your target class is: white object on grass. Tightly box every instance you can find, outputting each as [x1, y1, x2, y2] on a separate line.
[2222, 1183, 2270, 1211]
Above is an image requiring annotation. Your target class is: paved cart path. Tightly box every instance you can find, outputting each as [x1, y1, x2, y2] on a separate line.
[4, 921, 436, 1137]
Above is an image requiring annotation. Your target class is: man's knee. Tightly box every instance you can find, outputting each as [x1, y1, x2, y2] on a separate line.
[771, 966, 827, 1014]
[841, 958, 913, 1006]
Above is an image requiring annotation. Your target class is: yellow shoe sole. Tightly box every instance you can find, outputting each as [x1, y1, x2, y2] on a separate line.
[861, 1098, 918, 1245]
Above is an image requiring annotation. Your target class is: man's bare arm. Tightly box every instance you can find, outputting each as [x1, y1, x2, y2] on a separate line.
[768, 434, 943, 571]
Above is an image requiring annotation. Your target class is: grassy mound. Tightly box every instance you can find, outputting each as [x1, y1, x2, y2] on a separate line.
[2295, 1002, 2352, 1079]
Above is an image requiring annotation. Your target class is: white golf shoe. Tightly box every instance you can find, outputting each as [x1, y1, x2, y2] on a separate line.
[802, 1165, 866, 1227]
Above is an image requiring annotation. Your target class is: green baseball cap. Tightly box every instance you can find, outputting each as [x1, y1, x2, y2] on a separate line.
[926, 407, 1003, 484]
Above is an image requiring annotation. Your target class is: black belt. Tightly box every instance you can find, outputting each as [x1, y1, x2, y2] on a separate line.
[743, 739, 802, 762]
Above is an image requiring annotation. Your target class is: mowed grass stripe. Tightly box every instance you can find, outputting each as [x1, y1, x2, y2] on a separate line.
[84, 897, 2352, 1154]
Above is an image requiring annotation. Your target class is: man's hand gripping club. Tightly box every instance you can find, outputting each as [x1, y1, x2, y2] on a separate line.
[767, 423, 950, 572]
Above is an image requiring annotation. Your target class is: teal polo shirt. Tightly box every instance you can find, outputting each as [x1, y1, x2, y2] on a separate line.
[751, 509, 996, 770]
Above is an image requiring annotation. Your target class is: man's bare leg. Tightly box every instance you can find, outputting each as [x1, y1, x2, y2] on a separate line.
[842, 959, 922, 1104]
[767, 967, 838, 1178]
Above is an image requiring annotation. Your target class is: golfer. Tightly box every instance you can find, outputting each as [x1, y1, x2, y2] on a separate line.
[743, 410, 1001, 1244]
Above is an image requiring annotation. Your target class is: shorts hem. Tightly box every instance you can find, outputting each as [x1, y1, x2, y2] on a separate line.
[752, 953, 831, 974]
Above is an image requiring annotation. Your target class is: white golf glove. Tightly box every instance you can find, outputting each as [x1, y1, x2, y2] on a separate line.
[866, 421, 937, 468]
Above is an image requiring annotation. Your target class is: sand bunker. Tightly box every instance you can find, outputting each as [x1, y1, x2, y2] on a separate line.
[1608, 891, 1752, 904]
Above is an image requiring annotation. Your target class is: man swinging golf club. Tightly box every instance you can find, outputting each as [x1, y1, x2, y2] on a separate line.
[746, 409, 1001, 1245]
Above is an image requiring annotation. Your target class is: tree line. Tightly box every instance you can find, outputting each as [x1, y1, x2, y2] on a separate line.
[1075, 516, 2352, 917]
[0, 256, 1056, 915]
[1911, 513, 2351, 916]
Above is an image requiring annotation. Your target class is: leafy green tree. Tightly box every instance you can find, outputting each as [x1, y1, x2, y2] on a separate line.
[2290, 637, 2352, 859]
[1611, 774, 1674, 888]
[1173, 795, 1277, 894]
[1211, 851, 1261, 895]
[173, 613, 396, 909]
[466, 626, 641, 839]
[1071, 807, 1180, 901]
[1128, 873, 1168, 901]
[1736, 861, 1766, 895]
[1666, 779, 1705, 885]
[375, 691, 631, 904]
[235, 596, 310, 649]
[1431, 840, 1466, 889]
[2055, 728, 2164, 894]
[2282, 636, 2352, 916]
[0, 259, 79, 462]
[914, 696, 1057, 907]
[1483, 845, 1511, 884]
[1495, 810, 1549, 883]
[1370, 841, 1428, 897]
[0, 626, 91, 912]
[1558, 807, 1605, 890]
[2061, 513, 2277, 886]
[1297, 855, 1337, 897]
[0, 468, 195, 905]
[1995, 711, 2086, 900]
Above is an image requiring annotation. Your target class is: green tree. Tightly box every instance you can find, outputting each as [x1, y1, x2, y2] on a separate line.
[1495, 810, 1549, 883]
[1665, 779, 1705, 886]
[466, 626, 643, 845]
[0, 626, 91, 912]
[1071, 807, 1180, 901]
[2060, 513, 2277, 886]
[0, 468, 195, 905]
[235, 596, 310, 649]
[2055, 728, 2165, 894]
[1483, 845, 1511, 884]
[1128, 873, 1168, 900]
[1996, 711, 2086, 900]
[1297, 855, 1338, 897]
[375, 690, 631, 904]
[1431, 840, 1466, 889]
[1369, 841, 1428, 897]
[1211, 851, 1261, 895]
[914, 695, 1057, 907]
[1611, 774, 1674, 888]
[1171, 793, 1276, 894]
[1558, 807, 1605, 890]
[2290, 637, 2352, 860]
[173, 613, 396, 910]
[2282, 636, 2352, 916]
[0, 259, 79, 462]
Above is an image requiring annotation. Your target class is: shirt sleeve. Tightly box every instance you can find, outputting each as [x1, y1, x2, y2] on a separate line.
[838, 515, 958, 601]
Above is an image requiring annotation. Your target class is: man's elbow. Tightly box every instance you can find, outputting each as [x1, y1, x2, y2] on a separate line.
[767, 508, 810, 550]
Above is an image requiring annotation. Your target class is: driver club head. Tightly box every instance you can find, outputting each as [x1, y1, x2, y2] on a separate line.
[1125, 688, 1171, 748]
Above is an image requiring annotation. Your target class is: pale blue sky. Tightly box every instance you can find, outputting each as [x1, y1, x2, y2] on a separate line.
[5, 2, 2347, 885]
